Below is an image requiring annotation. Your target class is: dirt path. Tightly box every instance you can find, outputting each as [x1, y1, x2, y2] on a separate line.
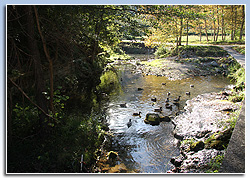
[219, 46, 245, 68]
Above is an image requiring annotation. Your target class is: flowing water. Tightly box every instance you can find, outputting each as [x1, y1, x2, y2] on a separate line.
[102, 58, 232, 173]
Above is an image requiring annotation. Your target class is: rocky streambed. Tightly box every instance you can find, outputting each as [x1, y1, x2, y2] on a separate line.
[169, 91, 242, 173]
[93, 50, 243, 173]
[137, 55, 235, 81]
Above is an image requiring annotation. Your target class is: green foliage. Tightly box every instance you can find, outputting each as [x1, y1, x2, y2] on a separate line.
[96, 69, 121, 95]
[12, 103, 39, 137]
[206, 154, 224, 173]
[232, 46, 245, 54]
[227, 62, 245, 103]
[154, 46, 172, 58]
[225, 108, 241, 129]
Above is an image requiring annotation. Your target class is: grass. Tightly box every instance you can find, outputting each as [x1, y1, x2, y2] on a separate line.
[181, 35, 245, 45]
[140, 59, 166, 67]
[232, 46, 245, 55]
[206, 154, 224, 173]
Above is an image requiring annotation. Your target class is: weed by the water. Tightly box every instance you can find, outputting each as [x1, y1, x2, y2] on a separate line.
[206, 154, 224, 173]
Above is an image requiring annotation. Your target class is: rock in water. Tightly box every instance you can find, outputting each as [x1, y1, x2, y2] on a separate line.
[144, 113, 161, 125]
[109, 163, 128, 173]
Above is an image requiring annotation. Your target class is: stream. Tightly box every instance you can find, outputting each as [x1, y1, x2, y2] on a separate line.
[101, 56, 233, 173]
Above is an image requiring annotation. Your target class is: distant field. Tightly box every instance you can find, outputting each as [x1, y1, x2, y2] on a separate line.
[181, 35, 241, 44]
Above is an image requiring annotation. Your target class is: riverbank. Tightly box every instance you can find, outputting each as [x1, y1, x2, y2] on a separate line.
[169, 91, 242, 173]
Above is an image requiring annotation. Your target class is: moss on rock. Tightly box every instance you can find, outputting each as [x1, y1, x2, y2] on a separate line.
[144, 113, 161, 125]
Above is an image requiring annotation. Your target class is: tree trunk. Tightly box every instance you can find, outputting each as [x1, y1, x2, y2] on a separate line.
[204, 19, 209, 42]
[25, 5, 48, 136]
[199, 23, 202, 42]
[186, 20, 189, 45]
[215, 6, 220, 42]
[33, 6, 54, 114]
[178, 18, 183, 46]
[221, 8, 225, 41]
[239, 5, 245, 40]
[231, 6, 235, 40]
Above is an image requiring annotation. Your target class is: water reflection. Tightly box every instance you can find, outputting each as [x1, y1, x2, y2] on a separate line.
[104, 63, 232, 173]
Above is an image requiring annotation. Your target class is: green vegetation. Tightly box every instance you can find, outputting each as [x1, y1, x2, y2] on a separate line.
[154, 45, 228, 58]
[145, 5, 245, 47]
[206, 154, 224, 173]
[232, 46, 245, 54]
[140, 59, 166, 67]
[7, 5, 139, 173]
[7, 5, 245, 173]
[227, 61, 245, 103]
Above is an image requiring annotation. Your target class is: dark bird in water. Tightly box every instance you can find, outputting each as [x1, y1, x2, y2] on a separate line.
[138, 88, 144, 91]
[166, 98, 169, 103]
[167, 92, 171, 96]
[120, 103, 127, 108]
[151, 97, 157, 102]
[186, 92, 191, 96]
[133, 112, 141, 116]
[127, 119, 132, 128]
[165, 104, 172, 110]
[154, 107, 162, 112]
[162, 83, 166, 85]
[173, 96, 181, 102]
[190, 84, 194, 88]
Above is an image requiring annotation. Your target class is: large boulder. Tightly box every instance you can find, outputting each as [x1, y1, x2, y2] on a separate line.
[144, 113, 161, 125]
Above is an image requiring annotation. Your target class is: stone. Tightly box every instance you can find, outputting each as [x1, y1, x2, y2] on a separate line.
[109, 163, 128, 173]
[144, 113, 161, 125]
[196, 130, 211, 139]
[170, 154, 184, 167]
[159, 115, 171, 122]
[189, 141, 205, 152]
[204, 128, 232, 150]
[210, 61, 219, 67]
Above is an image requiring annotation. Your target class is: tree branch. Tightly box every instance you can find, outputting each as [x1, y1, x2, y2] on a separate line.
[8, 77, 56, 121]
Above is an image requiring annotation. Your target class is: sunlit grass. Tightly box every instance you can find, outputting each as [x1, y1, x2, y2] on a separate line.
[140, 59, 166, 67]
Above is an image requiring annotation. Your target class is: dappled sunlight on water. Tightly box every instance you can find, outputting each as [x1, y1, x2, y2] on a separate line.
[103, 63, 232, 173]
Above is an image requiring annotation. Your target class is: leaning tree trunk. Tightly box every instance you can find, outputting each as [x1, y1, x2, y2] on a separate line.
[25, 5, 49, 136]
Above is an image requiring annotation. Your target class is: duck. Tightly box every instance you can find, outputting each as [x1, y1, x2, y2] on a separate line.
[173, 96, 181, 102]
[165, 104, 172, 110]
[167, 92, 171, 96]
[138, 88, 144, 91]
[186, 92, 191, 96]
[162, 83, 166, 85]
[151, 97, 157, 102]
[133, 112, 141, 116]
[190, 84, 194, 88]
[120, 103, 127, 108]
[154, 107, 162, 112]
[165, 98, 169, 103]
[127, 119, 132, 128]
